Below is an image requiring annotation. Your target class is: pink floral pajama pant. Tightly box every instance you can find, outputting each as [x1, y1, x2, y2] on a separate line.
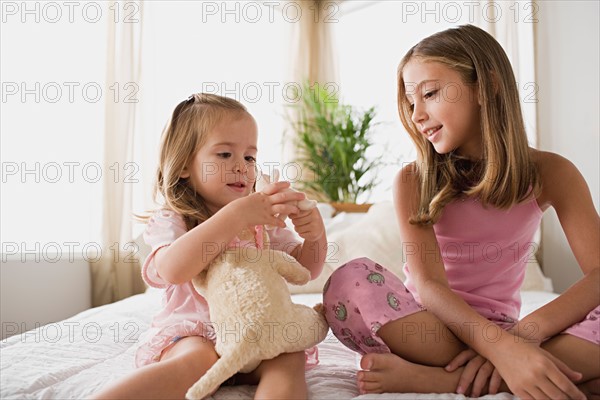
[323, 258, 600, 355]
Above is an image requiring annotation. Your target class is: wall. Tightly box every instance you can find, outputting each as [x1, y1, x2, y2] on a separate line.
[536, 1, 600, 292]
[1, 257, 91, 340]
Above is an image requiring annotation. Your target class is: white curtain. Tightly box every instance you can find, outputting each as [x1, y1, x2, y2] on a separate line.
[91, 0, 146, 307]
[282, 0, 339, 189]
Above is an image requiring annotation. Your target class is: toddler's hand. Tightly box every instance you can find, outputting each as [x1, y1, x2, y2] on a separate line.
[289, 207, 325, 242]
[233, 181, 305, 228]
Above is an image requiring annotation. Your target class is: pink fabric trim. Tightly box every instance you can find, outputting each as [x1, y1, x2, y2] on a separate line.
[254, 225, 264, 249]
[141, 244, 170, 289]
[563, 305, 600, 345]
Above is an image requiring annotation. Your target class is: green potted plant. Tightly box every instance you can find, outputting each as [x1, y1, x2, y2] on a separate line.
[290, 82, 382, 213]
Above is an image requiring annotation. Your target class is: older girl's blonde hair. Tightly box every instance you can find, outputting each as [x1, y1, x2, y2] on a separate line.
[143, 93, 249, 230]
[397, 24, 539, 225]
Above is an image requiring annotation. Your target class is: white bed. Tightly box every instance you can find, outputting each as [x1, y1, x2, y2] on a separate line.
[1, 202, 558, 399]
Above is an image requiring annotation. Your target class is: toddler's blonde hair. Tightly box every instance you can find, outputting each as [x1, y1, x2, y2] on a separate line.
[146, 93, 249, 230]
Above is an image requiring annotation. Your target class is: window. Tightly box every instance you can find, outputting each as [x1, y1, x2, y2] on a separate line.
[1, 1, 289, 250]
[1, 2, 106, 251]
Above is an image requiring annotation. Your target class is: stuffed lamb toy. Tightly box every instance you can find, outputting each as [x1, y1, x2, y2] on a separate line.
[185, 172, 327, 400]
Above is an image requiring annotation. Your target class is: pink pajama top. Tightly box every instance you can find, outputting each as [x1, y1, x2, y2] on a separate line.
[135, 209, 317, 367]
[404, 195, 543, 324]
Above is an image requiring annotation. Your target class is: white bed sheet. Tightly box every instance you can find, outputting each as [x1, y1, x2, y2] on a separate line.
[1, 289, 559, 400]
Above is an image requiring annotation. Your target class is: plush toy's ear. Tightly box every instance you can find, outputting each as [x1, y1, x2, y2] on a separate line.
[255, 172, 271, 193]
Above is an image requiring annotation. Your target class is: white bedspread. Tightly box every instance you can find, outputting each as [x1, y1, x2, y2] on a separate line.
[1, 290, 559, 400]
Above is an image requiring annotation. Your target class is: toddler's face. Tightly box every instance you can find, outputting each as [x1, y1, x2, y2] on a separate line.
[181, 113, 258, 213]
[403, 59, 482, 159]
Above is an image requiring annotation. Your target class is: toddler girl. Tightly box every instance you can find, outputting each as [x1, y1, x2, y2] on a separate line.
[92, 93, 327, 399]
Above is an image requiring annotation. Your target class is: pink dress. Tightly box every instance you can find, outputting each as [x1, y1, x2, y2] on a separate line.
[135, 209, 320, 367]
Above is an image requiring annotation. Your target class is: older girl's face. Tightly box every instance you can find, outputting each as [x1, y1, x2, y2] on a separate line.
[181, 113, 258, 213]
[403, 59, 483, 159]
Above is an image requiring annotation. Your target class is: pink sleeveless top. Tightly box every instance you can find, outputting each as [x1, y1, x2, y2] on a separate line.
[404, 195, 543, 323]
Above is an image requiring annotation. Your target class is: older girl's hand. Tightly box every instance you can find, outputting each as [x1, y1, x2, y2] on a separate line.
[492, 337, 585, 400]
[445, 348, 502, 396]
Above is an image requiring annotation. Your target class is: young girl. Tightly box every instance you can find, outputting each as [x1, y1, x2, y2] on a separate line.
[91, 93, 327, 400]
[323, 24, 599, 399]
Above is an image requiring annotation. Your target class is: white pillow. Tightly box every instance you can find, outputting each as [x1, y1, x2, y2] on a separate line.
[133, 201, 551, 295]
[289, 201, 552, 294]
[288, 202, 404, 294]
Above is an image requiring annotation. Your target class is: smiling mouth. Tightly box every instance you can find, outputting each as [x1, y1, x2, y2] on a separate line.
[424, 125, 442, 136]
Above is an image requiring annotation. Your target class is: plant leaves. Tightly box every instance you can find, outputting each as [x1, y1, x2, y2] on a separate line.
[287, 81, 382, 203]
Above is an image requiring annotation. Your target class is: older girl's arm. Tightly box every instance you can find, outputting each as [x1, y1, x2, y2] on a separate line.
[513, 151, 600, 342]
[394, 164, 511, 358]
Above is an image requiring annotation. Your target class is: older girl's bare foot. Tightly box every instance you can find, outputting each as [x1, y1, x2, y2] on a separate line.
[356, 352, 472, 395]
[357, 353, 435, 394]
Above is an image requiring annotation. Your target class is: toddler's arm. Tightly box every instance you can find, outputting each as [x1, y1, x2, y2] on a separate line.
[288, 217, 328, 280]
[155, 181, 305, 284]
